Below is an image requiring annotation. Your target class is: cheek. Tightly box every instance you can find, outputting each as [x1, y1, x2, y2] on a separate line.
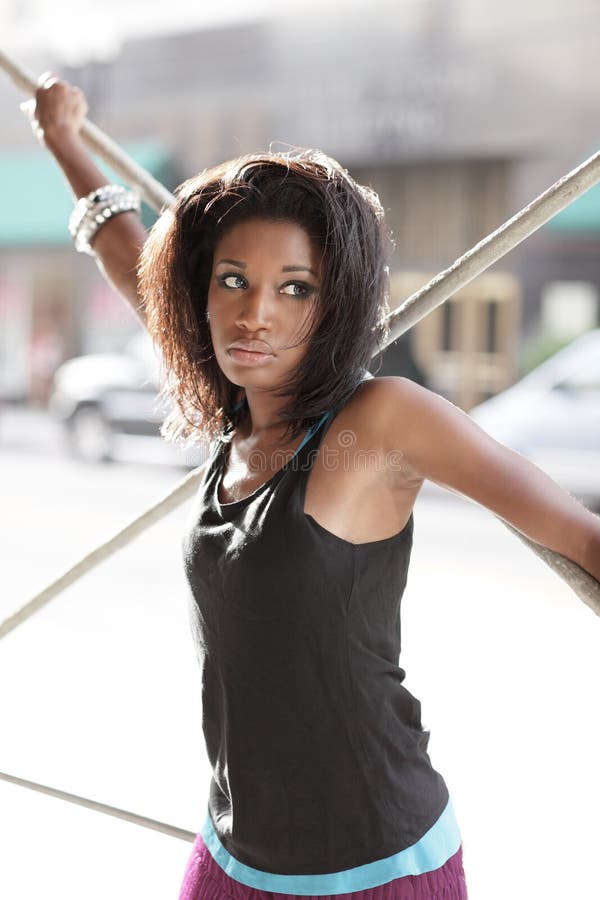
[206, 289, 223, 326]
[292, 303, 318, 342]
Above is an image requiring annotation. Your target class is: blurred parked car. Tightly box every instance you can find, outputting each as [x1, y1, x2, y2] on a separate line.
[468, 328, 600, 509]
[49, 332, 208, 468]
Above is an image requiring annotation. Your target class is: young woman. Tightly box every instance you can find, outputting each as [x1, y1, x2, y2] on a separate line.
[27, 74, 600, 900]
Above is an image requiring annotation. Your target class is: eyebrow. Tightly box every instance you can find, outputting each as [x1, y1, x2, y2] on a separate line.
[216, 258, 318, 277]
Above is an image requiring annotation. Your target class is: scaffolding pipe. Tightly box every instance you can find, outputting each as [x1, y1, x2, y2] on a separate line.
[0, 770, 195, 841]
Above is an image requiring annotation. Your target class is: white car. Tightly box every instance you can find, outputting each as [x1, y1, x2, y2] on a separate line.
[50, 331, 209, 468]
[468, 329, 600, 509]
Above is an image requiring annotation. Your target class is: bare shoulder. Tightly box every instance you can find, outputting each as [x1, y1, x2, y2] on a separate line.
[354, 374, 503, 477]
[331, 375, 431, 486]
[347, 374, 436, 451]
[355, 373, 478, 433]
[351, 374, 426, 417]
[354, 373, 442, 409]
[348, 373, 501, 487]
[341, 375, 399, 418]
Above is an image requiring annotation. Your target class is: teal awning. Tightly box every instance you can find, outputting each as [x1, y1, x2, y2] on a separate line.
[0, 139, 174, 247]
[544, 153, 600, 234]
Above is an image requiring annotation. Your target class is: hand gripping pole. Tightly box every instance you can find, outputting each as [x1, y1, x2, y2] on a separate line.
[0, 48, 175, 213]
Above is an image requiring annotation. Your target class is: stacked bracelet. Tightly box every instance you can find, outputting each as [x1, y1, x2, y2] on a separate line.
[68, 184, 141, 256]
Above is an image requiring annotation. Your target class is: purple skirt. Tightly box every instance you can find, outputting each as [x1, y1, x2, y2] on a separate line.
[178, 834, 468, 900]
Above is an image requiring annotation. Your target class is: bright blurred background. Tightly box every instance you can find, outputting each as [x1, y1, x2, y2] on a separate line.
[0, 2, 599, 898]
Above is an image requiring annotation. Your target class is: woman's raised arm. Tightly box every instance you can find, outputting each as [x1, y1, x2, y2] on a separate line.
[24, 73, 149, 329]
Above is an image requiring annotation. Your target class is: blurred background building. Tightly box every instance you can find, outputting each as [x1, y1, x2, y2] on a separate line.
[1, 0, 599, 410]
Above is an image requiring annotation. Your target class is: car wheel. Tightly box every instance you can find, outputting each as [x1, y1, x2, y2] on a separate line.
[67, 406, 114, 463]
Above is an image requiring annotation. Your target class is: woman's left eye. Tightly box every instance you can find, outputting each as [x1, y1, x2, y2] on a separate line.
[281, 282, 314, 298]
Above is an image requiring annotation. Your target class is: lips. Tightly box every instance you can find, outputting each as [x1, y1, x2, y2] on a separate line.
[228, 339, 274, 355]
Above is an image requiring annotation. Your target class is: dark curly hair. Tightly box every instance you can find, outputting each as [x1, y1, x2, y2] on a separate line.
[138, 148, 393, 448]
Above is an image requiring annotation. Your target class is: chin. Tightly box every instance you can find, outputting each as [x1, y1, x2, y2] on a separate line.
[219, 361, 273, 385]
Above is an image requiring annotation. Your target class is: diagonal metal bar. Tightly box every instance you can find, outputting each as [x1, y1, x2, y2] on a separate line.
[0, 770, 196, 841]
[0, 467, 203, 639]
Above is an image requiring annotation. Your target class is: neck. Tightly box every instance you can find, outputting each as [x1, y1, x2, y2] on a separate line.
[235, 387, 294, 444]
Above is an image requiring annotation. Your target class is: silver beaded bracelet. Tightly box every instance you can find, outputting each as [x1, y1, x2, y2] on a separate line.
[69, 185, 129, 235]
[68, 184, 141, 256]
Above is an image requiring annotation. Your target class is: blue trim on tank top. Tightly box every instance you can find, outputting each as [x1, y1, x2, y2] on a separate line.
[199, 796, 462, 895]
[294, 409, 333, 455]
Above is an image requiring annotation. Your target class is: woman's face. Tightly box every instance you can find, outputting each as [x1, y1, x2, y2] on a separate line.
[206, 217, 324, 391]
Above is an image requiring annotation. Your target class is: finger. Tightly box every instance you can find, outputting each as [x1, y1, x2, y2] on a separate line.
[19, 99, 36, 116]
[71, 85, 87, 103]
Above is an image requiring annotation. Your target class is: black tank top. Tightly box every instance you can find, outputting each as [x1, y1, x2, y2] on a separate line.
[181, 388, 460, 894]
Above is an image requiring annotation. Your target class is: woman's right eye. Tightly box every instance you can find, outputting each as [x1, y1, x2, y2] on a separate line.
[216, 273, 246, 290]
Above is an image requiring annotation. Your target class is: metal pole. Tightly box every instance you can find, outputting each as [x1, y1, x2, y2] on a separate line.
[0, 770, 196, 841]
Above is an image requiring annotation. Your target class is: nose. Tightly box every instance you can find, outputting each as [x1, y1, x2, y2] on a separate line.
[235, 283, 273, 331]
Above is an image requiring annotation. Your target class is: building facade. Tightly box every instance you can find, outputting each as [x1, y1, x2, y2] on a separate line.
[1, 0, 599, 405]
